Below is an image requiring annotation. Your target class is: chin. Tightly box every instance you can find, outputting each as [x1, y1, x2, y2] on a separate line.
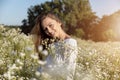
[53, 36, 56, 39]
[50, 35, 55, 38]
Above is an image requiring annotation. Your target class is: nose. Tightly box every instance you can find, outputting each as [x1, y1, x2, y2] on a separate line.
[46, 27, 53, 36]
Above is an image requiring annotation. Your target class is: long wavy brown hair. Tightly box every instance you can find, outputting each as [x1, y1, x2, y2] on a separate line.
[30, 12, 63, 60]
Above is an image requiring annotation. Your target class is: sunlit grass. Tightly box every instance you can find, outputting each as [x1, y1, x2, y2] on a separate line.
[1, 25, 120, 80]
[75, 38, 120, 80]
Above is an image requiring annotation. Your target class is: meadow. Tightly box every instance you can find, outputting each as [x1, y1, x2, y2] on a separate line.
[0, 25, 120, 80]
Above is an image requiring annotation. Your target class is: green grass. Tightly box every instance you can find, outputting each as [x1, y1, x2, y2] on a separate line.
[75, 38, 120, 80]
[1, 26, 120, 80]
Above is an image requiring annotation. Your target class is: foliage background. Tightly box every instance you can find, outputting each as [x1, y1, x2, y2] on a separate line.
[21, 0, 98, 40]
[21, 0, 120, 42]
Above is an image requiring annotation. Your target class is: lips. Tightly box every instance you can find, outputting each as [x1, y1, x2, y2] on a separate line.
[51, 32, 55, 36]
[49, 32, 55, 37]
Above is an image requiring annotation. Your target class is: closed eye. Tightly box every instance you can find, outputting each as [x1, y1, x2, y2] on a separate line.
[49, 24, 54, 28]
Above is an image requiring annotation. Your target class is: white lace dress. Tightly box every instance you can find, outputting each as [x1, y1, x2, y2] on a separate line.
[39, 38, 78, 80]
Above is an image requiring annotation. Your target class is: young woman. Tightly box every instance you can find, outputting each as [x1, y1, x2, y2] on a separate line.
[31, 12, 78, 80]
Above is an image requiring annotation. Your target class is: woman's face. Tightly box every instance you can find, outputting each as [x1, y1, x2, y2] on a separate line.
[41, 17, 62, 38]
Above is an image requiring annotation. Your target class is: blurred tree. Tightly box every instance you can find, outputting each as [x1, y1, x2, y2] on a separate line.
[103, 29, 117, 41]
[75, 28, 85, 38]
[90, 10, 120, 41]
[21, 19, 29, 34]
[57, 0, 98, 39]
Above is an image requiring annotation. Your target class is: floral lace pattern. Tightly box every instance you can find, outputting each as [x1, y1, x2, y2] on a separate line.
[41, 38, 78, 79]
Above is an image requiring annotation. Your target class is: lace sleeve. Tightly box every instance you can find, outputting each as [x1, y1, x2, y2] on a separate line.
[41, 38, 78, 80]
[64, 39, 78, 62]
[64, 39, 78, 80]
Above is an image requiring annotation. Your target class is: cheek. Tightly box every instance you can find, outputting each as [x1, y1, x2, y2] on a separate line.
[53, 23, 61, 34]
[56, 28, 61, 36]
[54, 27, 59, 33]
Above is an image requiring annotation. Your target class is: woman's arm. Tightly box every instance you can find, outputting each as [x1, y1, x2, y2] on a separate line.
[64, 38, 78, 80]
